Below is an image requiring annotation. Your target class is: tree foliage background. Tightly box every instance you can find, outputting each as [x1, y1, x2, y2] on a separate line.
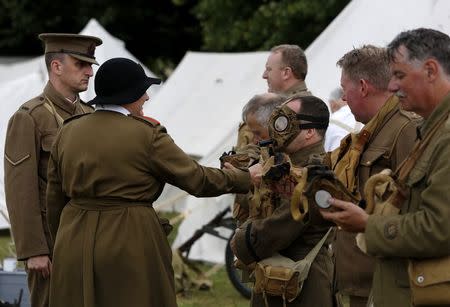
[0, 0, 349, 79]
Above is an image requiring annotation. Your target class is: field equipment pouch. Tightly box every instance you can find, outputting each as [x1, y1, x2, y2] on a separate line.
[408, 255, 450, 306]
[253, 228, 332, 305]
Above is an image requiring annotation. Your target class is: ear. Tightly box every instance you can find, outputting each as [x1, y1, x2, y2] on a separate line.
[305, 128, 315, 140]
[423, 59, 439, 82]
[359, 79, 369, 98]
[282, 66, 293, 80]
[50, 59, 63, 75]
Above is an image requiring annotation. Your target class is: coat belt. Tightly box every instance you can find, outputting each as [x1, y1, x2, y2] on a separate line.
[70, 197, 152, 210]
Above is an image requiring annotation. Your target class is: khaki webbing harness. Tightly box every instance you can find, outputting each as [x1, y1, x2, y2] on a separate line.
[364, 110, 449, 214]
[43, 97, 64, 127]
[43, 96, 89, 127]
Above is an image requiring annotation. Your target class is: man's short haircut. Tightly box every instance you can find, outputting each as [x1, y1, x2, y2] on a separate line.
[288, 95, 330, 139]
[242, 93, 286, 126]
[271, 44, 308, 80]
[289, 94, 330, 138]
[337, 45, 391, 91]
[387, 28, 450, 75]
[44, 52, 66, 71]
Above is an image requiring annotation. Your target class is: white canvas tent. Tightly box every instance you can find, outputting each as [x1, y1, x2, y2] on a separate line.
[0, 18, 161, 229]
[145, 51, 270, 158]
[157, 0, 450, 263]
[306, 0, 450, 101]
[144, 52, 269, 263]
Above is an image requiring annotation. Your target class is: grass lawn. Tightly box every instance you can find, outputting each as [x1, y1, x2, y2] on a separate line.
[0, 230, 15, 261]
[177, 265, 249, 307]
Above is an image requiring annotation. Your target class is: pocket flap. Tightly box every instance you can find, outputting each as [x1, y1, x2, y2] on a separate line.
[360, 149, 386, 167]
[263, 266, 297, 281]
[41, 133, 56, 152]
[409, 256, 450, 287]
[407, 168, 426, 186]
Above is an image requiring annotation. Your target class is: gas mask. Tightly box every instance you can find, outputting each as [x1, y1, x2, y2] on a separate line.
[268, 104, 329, 151]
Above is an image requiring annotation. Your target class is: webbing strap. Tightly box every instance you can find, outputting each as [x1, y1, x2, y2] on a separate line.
[302, 227, 332, 265]
[43, 97, 64, 127]
[43, 96, 89, 127]
[395, 111, 449, 182]
[329, 118, 356, 133]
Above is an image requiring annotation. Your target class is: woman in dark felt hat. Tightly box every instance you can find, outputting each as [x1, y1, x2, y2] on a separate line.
[46, 58, 255, 307]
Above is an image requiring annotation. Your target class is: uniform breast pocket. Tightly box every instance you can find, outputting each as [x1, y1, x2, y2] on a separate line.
[360, 148, 390, 178]
[404, 167, 427, 213]
[40, 131, 57, 153]
[407, 167, 427, 187]
[39, 131, 57, 179]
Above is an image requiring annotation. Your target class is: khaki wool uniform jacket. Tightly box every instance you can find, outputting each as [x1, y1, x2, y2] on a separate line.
[233, 142, 334, 307]
[4, 82, 92, 307]
[332, 98, 419, 300]
[364, 93, 450, 307]
[46, 110, 251, 307]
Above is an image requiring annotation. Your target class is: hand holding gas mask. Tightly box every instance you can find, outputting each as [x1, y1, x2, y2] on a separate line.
[219, 144, 261, 169]
[265, 103, 358, 222]
[290, 163, 359, 222]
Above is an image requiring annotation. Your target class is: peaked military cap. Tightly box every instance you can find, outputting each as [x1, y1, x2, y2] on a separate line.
[38, 33, 103, 65]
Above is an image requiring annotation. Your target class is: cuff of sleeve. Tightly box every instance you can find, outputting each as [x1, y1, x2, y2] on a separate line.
[17, 248, 51, 261]
[232, 169, 251, 194]
[365, 214, 401, 257]
[233, 222, 259, 265]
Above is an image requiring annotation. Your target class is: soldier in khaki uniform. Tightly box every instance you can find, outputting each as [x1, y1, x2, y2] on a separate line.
[232, 45, 313, 224]
[4, 33, 102, 307]
[330, 45, 419, 307]
[232, 95, 334, 307]
[321, 28, 450, 307]
[46, 57, 257, 307]
[263, 44, 350, 152]
[262, 44, 312, 97]
[232, 93, 286, 224]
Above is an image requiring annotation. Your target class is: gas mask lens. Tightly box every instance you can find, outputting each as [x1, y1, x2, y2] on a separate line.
[273, 115, 289, 132]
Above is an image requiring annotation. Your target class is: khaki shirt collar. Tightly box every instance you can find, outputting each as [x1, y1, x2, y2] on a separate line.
[43, 81, 79, 115]
[283, 81, 312, 98]
[95, 104, 130, 115]
[289, 141, 325, 167]
[417, 91, 450, 140]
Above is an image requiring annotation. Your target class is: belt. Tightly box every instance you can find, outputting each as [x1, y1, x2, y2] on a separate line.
[70, 197, 152, 211]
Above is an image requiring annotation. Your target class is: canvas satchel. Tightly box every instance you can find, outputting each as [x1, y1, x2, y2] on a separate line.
[408, 255, 450, 306]
[253, 228, 332, 306]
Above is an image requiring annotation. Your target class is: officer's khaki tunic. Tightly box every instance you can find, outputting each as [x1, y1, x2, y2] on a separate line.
[365, 93, 450, 307]
[332, 96, 419, 306]
[233, 141, 334, 307]
[4, 82, 92, 307]
[46, 110, 250, 307]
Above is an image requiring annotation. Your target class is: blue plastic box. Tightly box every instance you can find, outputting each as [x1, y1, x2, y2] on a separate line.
[0, 270, 30, 307]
